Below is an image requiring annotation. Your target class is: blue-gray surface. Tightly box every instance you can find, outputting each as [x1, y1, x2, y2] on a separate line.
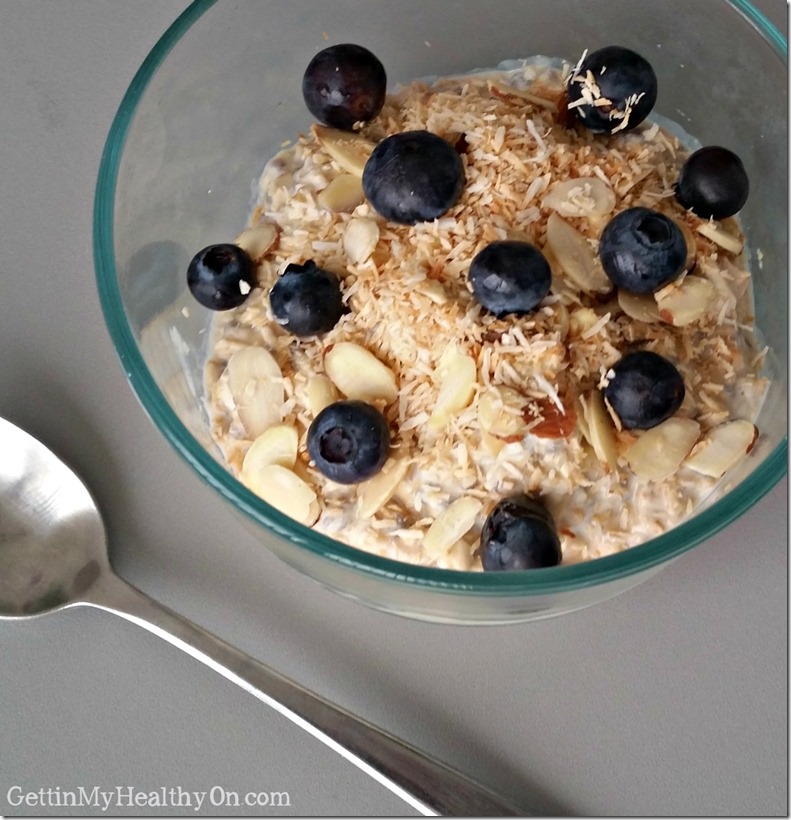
[0, 1, 786, 816]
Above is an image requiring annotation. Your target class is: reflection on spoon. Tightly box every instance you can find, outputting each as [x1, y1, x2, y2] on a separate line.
[0, 415, 522, 817]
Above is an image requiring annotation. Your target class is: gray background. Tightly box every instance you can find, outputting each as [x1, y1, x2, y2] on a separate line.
[0, 1, 787, 816]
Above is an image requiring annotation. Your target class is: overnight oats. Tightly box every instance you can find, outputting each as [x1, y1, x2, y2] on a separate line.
[187, 44, 768, 571]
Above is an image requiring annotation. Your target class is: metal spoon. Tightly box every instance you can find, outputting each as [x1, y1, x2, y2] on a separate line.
[0, 415, 522, 817]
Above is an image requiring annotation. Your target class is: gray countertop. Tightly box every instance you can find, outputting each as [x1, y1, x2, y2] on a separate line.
[0, 1, 787, 816]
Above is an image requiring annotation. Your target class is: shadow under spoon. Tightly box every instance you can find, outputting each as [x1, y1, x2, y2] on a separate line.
[0, 415, 523, 817]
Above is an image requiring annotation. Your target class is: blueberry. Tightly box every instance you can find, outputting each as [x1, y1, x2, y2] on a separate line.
[307, 400, 390, 484]
[599, 207, 687, 294]
[302, 44, 386, 131]
[603, 351, 685, 430]
[566, 46, 657, 134]
[187, 244, 256, 311]
[269, 260, 345, 337]
[362, 130, 465, 225]
[675, 146, 749, 220]
[468, 241, 552, 317]
[480, 495, 561, 571]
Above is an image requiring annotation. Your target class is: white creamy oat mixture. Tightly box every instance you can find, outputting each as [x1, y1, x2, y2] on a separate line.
[205, 61, 767, 570]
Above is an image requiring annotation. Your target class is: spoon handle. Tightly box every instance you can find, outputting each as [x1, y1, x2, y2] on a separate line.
[84, 572, 522, 817]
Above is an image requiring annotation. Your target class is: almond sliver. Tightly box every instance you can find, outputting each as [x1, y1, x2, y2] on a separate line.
[581, 391, 618, 471]
[656, 276, 717, 326]
[357, 458, 410, 518]
[227, 347, 282, 401]
[618, 289, 661, 323]
[684, 419, 757, 478]
[234, 224, 278, 262]
[696, 221, 744, 255]
[545, 213, 611, 294]
[478, 386, 526, 438]
[242, 425, 299, 480]
[626, 417, 701, 480]
[312, 125, 376, 177]
[306, 375, 339, 417]
[428, 352, 477, 431]
[318, 174, 365, 213]
[543, 177, 616, 218]
[244, 464, 320, 526]
[236, 379, 284, 438]
[423, 497, 483, 559]
[325, 342, 398, 403]
[343, 217, 380, 264]
[227, 348, 284, 438]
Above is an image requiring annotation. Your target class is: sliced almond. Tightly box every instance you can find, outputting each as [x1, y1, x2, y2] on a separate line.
[236, 380, 284, 438]
[656, 276, 717, 326]
[626, 417, 701, 481]
[227, 348, 284, 438]
[545, 213, 611, 295]
[357, 458, 410, 518]
[317, 174, 365, 213]
[242, 425, 299, 483]
[481, 430, 507, 456]
[312, 125, 376, 177]
[423, 497, 483, 560]
[440, 539, 475, 571]
[543, 177, 616, 218]
[227, 347, 281, 398]
[306, 374, 339, 417]
[325, 342, 398, 404]
[234, 223, 278, 262]
[428, 352, 477, 431]
[580, 391, 618, 471]
[684, 419, 758, 478]
[477, 386, 527, 439]
[618, 289, 661, 323]
[416, 279, 449, 305]
[696, 220, 744, 255]
[343, 217, 380, 264]
[244, 464, 319, 526]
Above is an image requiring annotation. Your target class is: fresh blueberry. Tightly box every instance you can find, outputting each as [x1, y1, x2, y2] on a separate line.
[307, 400, 390, 484]
[599, 207, 687, 294]
[675, 146, 749, 220]
[362, 130, 465, 225]
[480, 495, 561, 571]
[269, 260, 345, 337]
[187, 244, 256, 310]
[566, 46, 657, 134]
[468, 241, 552, 317]
[302, 44, 387, 131]
[603, 350, 685, 430]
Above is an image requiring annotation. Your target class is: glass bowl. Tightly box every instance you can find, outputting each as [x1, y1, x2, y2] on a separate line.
[94, 0, 787, 623]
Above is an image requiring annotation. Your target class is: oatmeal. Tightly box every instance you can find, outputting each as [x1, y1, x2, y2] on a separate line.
[200, 55, 767, 571]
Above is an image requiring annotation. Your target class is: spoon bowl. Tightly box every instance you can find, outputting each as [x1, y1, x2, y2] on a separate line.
[0, 416, 107, 619]
[0, 414, 522, 816]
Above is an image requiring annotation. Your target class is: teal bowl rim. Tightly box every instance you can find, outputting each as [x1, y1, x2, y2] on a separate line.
[94, 0, 788, 596]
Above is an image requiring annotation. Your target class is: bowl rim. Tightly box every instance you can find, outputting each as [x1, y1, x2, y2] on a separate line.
[94, 0, 788, 596]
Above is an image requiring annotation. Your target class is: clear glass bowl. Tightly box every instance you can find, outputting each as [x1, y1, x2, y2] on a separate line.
[94, 0, 788, 623]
